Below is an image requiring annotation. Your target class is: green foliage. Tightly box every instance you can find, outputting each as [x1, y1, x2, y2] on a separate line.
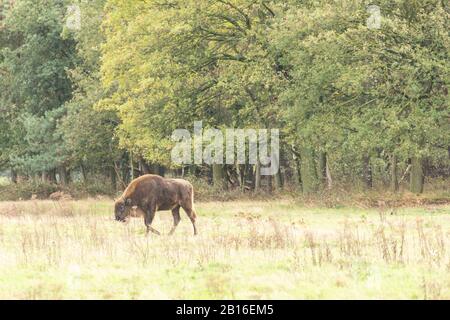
[1, 0, 448, 195]
[0, 180, 58, 200]
[0, 178, 116, 200]
[98, 0, 284, 166]
[59, 0, 122, 171]
[270, 0, 449, 187]
[0, 0, 76, 173]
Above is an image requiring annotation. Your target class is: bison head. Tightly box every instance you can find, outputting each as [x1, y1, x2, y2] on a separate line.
[114, 198, 132, 222]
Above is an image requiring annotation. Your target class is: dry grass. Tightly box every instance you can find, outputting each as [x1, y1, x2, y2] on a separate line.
[0, 199, 449, 299]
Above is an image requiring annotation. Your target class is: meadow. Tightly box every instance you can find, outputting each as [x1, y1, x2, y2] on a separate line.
[0, 199, 449, 299]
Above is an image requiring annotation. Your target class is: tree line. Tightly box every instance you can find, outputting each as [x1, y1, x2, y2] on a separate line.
[0, 0, 449, 195]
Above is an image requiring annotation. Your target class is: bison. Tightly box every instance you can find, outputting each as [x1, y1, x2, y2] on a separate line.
[114, 174, 198, 235]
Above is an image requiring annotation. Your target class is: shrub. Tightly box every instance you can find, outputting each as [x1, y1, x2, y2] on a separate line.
[0, 177, 116, 201]
[0, 181, 59, 201]
[65, 180, 116, 199]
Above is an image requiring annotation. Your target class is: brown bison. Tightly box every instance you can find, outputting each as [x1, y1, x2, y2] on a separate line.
[114, 175, 198, 235]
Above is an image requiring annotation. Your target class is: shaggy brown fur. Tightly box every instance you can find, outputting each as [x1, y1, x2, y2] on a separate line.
[114, 175, 197, 235]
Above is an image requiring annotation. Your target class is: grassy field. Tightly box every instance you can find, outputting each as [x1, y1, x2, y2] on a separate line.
[0, 199, 449, 299]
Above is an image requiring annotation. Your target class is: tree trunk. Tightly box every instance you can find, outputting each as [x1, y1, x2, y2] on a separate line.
[10, 169, 17, 184]
[48, 169, 57, 183]
[130, 153, 135, 180]
[140, 159, 151, 174]
[362, 155, 373, 189]
[212, 164, 226, 189]
[156, 165, 165, 177]
[80, 165, 87, 184]
[123, 160, 130, 185]
[300, 147, 318, 194]
[273, 154, 282, 190]
[294, 155, 302, 191]
[317, 152, 327, 186]
[110, 166, 117, 191]
[390, 155, 399, 192]
[187, 165, 197, 176]
[325, 156, 333, 190]
[41, 171, 48, 182]
[237, 164, 245, 191]
[410, 156, 424, 194]
[245, 164, 254, 191]
[170, 169, 178, 178]
[282, 165, 291, 187]
[273, 171, 282, 190]
[254, 161, 261, 192]
[59, 166, 69, 186]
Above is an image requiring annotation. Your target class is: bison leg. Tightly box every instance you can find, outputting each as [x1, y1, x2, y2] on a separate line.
[169, 206, 181, 235]
[182, 205, 198, 236]
[144, 206, 161, 236]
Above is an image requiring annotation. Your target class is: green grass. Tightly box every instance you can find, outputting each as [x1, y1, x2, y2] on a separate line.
[0, 199, 449, 299]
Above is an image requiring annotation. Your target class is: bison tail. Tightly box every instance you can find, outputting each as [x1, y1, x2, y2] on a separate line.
[189, 184, 194, 202]
[190, 188, 197, 219]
